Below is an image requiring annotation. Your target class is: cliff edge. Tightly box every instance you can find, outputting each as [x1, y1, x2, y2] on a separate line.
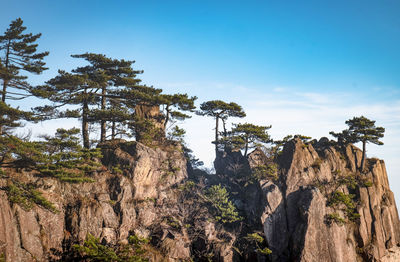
[0, 138, 399, 261]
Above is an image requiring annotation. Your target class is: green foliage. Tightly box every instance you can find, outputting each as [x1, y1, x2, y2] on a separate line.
[204, 184, 241, 224]
[252, 163, 278, 181]
[0, 18, 49, 118]
[327, 191, 360, 222]
[37, 128, 101, 183]
[330, 116, 385, 171]
[345, 116, 385, 146]
[245, 233, 272, 256]
[167, 125, 186, 142]
[161, 159, 181, 179]
[271, 135, 293, 156]
[0, 134, 43, 169]
[73, 234, 150, 262]
[111, 164, 124, 175]
[197, 100, 246, 151]
[325, 213, 346, 226]
[132, 116, 164, 146]
[198, 100, 246, 119]
[257, 247, 272, 255]
[158, 93, 197, 129]
[73, 234, 120, 261]
[363, 181, 373, 187]
[225, 123, 272, 156]
[4, 180, 58, 213]
[0, 253, 4, 262]
[182, 143, 204, 169]
[245, 233, 264, 244]
[294, 134, 312, 143]
[0, 102, 35, 134]
[328, 191, 355, 209]
[164, 216, 181, 230]
[178, 180, 196, 192]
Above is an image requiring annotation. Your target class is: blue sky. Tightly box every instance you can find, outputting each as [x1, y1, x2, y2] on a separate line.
[2, 0, 400, 202]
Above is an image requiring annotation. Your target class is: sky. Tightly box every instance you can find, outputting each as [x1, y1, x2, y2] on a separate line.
[1, 0, 400, 202]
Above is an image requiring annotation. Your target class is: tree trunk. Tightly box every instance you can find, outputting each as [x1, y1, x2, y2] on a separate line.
[0, 41, 11, 135]
[82, 93, 90, 149]
[111, 121, 116, 140]
[360, 140, 366, 172]
[164, 106, 170, 129]
[215, 116, 219, 153]
[222, 119, 227, 137]
[1, 80, 7, 103]
[1, 40, 11, 103]
[100, 86, 107, 142]
[244, 136, 249, 157]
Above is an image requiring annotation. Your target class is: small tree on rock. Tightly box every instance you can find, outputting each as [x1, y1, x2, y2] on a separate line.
[227, 123, 272, 157]
[331, 116, 384, 171]
[198, 100, 245, 153]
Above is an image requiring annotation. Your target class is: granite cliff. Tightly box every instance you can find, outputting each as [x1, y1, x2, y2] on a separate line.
[0, 138, 399, 261]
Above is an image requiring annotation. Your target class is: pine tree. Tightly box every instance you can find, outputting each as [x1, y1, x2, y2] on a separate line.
[0, 18, 49, 134]
[227, 123, 272, 157]
[38, 128, 101, 183]
[198, 100, 246, 153]
[331, 116, 385, 171]
[70, 53, 144, 142]
[33, 71, 97, 148]
[113, 82, 163, 144]
[346, 116, 384, 171]
[158, 93, 197, 130]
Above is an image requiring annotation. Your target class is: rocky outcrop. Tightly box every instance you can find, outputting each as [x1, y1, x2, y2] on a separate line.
[251, 138, 400, 262]
[0, 140, 190, 261]
[0, 138, 399, 261]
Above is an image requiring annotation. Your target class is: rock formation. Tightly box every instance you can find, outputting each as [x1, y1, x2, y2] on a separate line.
[0, 137, 399, 261]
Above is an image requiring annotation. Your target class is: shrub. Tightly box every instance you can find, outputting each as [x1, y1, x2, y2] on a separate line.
[252, 163, 278, 181]
[245, 233, 272, 256]
[205, 184, 241, 224]
[73, 234, 150, 262]
[327, 191, 360, 223]
[5, 181, 58, 213]
[328, 191, 355, 209]
[37, 128, 101, 183]
[73, 234, 119, 261]
[325, 213, 346, 226]
[363, 181, 373, 187]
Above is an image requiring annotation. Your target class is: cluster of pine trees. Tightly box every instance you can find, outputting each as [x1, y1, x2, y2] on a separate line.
[0, 18, 275, 166]
[0, 18, 386, 179]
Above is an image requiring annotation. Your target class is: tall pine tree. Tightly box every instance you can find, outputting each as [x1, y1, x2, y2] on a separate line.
[33, 71, 97, 148]
[226, 123, 272, 157]
[198, 100, 246, 153]
[0, 18, 49, 134]
[158, 93, 197, 130]
[70, 53, 144, 142]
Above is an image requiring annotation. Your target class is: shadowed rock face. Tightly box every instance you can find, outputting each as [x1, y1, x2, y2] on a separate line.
[0, 138, 399, 261]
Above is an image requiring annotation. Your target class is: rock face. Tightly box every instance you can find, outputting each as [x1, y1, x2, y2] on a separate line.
[0, 138, 399, 261]
[0, 140, 190, 261]
[252, 138, 400, 262]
